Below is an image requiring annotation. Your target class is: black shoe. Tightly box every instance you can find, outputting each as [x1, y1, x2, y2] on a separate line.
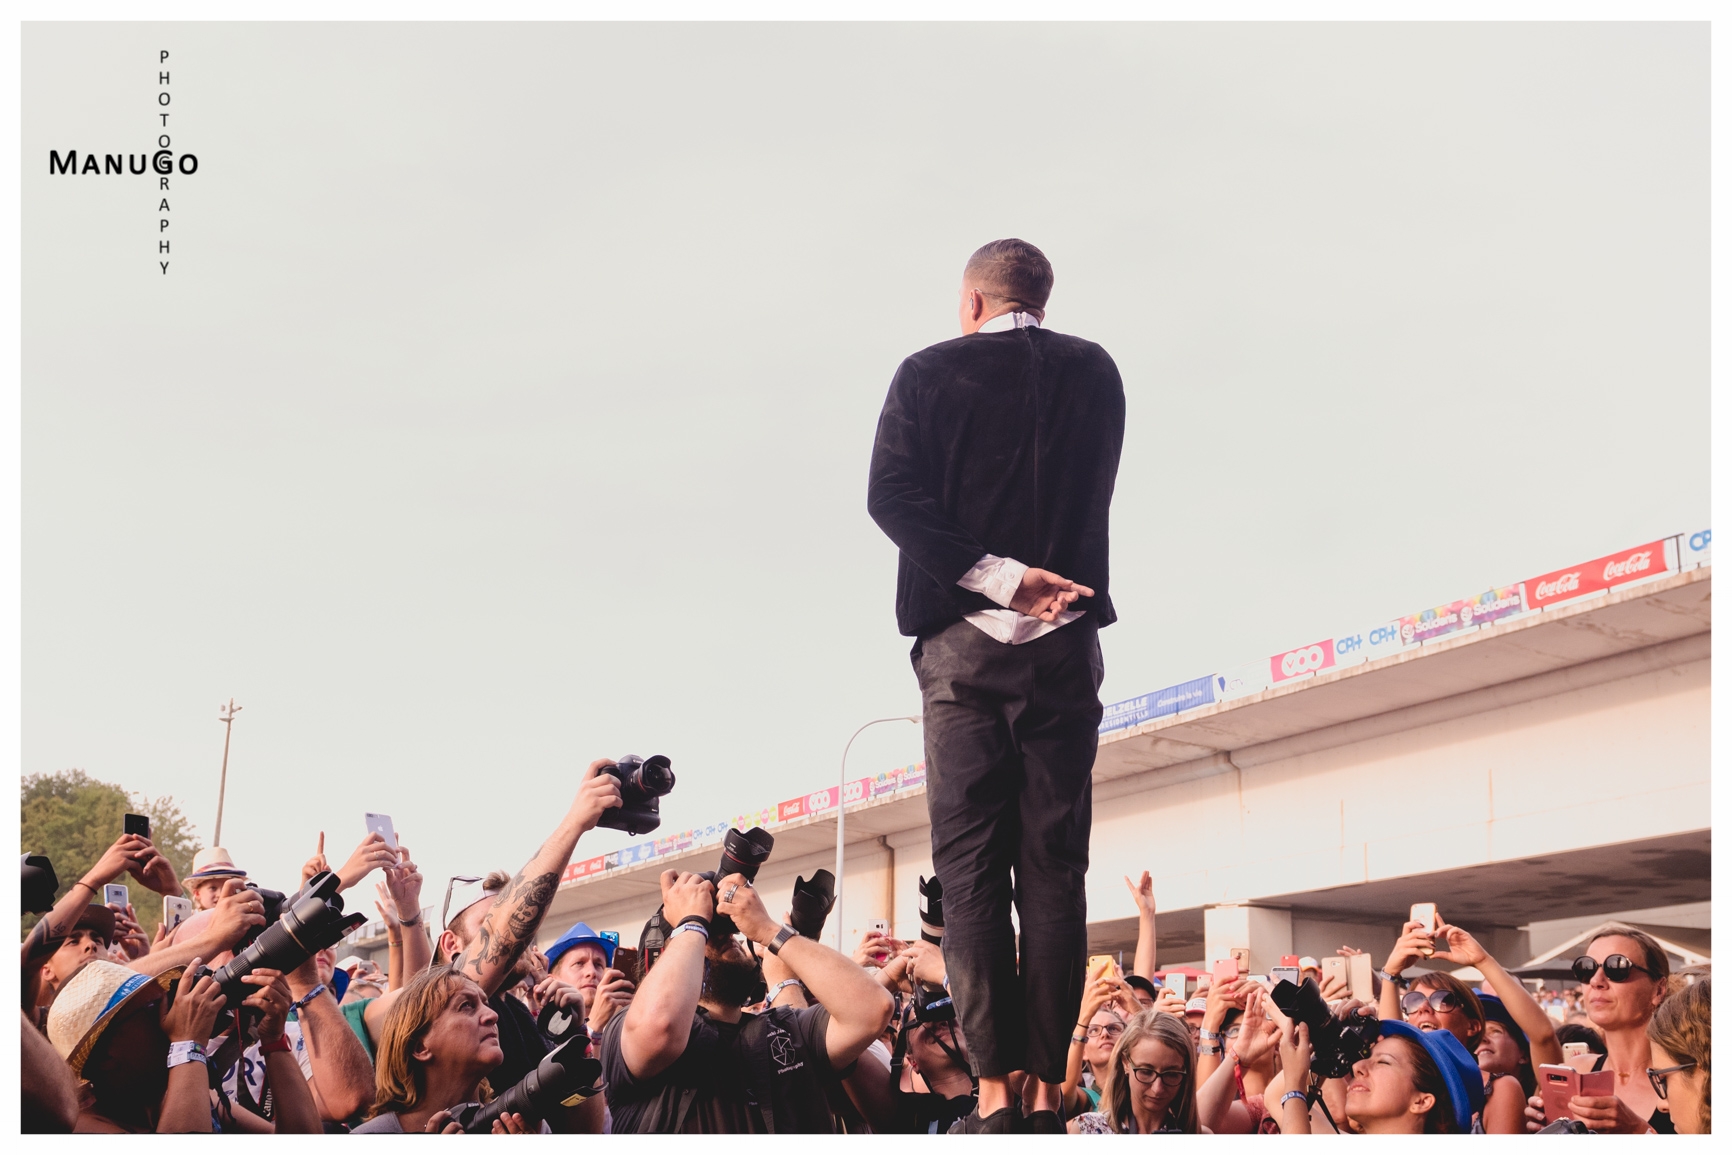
[1025, 1109, 1064, 1134]
[949, 1106, 1026, 1134]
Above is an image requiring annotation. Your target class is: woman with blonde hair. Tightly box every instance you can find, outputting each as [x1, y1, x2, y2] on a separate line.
[1068, 1011, 1199, 1134]
[1647, 975, 1709, 1134]
[352, 964, 530, 1134]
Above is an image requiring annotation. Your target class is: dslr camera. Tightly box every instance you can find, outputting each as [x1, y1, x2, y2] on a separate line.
[1269, 976, 1380, 1079]
[450, 1035, 601, 1133]
[696, 826, 774, 940]
[191, 870, 365, 1009]
[598, 755, 676, 836]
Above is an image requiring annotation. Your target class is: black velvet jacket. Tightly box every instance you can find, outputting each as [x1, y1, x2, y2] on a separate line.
[867, 325, 1125, 639]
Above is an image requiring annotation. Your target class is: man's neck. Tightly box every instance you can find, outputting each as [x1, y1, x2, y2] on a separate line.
[925, 1066, 974, 1099]
[698, 996, 745, 1025]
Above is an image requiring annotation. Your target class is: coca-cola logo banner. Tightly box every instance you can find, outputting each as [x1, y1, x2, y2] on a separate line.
[1524, 539, 1671, 610]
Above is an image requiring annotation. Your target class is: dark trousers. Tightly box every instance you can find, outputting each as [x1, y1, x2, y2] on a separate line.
[911, 616, 1103, 1083]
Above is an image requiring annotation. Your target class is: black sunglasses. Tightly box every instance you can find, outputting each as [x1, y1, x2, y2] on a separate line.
[1400, 989, 1461, 1016]
[1572, 954, 1656, 984]
[1647, 1061, 1695, 1100]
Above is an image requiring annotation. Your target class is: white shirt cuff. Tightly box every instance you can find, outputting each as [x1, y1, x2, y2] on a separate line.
[956, 554, 1027, 609]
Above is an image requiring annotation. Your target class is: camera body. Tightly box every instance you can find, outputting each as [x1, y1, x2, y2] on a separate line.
[22, 854, 59, 915]
[696, 826, 774, 941]
[597, 755, 675, 836]
[192, 871, 365, 1009]
[450, 1036, 601, 1132]
[1269, 976, 1380, 1079]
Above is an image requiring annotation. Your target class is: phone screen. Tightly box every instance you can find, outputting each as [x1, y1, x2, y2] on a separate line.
[364, 812, 398, 849]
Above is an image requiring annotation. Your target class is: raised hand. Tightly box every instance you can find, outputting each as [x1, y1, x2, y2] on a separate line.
[1123, 871, 1157, 918]
[659, 870, 715, 926]
[853, 930, 897, 968]
[384, 841, 425, 923]
[1382, 920, 1438, 976]
[207, 877, 267, 950]
[1432, 924, 1489, 968]
[301, 833, 331, 888]
[1231, 988, 1281, 1068]
[374, 882, 401, 930]
[571, 760, 625, 833]
[1009, 567, 1095, 621]
[84, 834, 152, 891]
[586, 969, 635, 1034]
[714, 873, 778, 945]
[335, 831, 399, 892]
[111, 903, 151, 959]
[128, 845, 180, 896]
[899, 939, 948, 988]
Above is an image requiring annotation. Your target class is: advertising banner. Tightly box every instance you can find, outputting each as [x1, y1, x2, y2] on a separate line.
[1100, 676, 1216, 733]
[902, 761, 927, 790]
[562, 855, 606, 883]
[1398, 585, 1525, 645]
[1523, 539, 1671, 610]
[1329, 622, 1412, 670]
[1214, 660, 1272, 702]
[1682, 529, 1710, 570]
[1270, 639, 1335, 684]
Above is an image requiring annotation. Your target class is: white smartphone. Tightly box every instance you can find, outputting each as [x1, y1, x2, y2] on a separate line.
[103, 883, 130, 908]
[163, 895, 194, 932]
[869, 919, 890, 936]
[365, 812, 398, 849]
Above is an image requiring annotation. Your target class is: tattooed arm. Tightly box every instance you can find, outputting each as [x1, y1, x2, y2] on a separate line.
[452, 761, 622, 997]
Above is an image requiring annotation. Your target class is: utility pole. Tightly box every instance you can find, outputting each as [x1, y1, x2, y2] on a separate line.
[213, 699, 242, 846]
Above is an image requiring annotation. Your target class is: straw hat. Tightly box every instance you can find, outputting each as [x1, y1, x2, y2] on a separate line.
[46, 960, 182, 1076]
[185, 847, 248, 883]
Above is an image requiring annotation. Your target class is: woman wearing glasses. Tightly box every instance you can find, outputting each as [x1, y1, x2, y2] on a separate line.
[1061, 997, 1128, 1116]
[1647, 975, 1709, 1134]
[1068, 1011, 1200, 1134]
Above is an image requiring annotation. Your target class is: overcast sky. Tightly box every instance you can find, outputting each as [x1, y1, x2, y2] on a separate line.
[22, 22, 1707, 905]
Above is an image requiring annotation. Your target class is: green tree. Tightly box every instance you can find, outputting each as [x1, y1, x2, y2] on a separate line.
[20, 769, 203, 940]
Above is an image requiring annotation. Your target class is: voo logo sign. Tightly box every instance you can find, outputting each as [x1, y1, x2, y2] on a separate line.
[1270, 640, 1335, 683]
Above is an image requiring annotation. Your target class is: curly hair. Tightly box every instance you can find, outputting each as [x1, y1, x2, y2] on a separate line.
[1097, 1010, 1198, 1134]
[1647, 975, 1709, 1133]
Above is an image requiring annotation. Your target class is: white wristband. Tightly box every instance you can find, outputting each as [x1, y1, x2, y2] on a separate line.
[167, 1040, 207, 1069]
[669, 922, 710, 944]
[766, 978, 806, 1003]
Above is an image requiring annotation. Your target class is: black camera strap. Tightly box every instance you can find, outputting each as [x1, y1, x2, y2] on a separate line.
[1306, 1075, 1343, 1135]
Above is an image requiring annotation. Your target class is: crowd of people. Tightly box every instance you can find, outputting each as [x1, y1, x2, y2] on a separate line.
[20, 763, 1713, 1135]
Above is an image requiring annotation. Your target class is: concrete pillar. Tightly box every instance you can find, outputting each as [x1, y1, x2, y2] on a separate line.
[1204, 904, 1293, 974]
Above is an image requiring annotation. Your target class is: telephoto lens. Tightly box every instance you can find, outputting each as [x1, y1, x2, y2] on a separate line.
[196, 871, 365, 1008]
[787, 870, 835, 940]
[919, 875, 944, 945]
[705, 827, 774, 941]
[451, 1036, 602, 1133]
[22, 854, 59, 915]
[598, 754, 676, 836]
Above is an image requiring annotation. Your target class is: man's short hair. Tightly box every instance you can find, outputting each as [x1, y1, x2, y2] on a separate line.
[965, 238, 1054, 311]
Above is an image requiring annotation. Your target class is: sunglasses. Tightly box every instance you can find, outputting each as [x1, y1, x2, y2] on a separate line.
[1400, 989, 1462, 1016]
[1572, 955, 1656, 984]
[1647, 1061, 1696, 1100]
[1127, 1065, 1187, 1088]
[1086, 1023, 1126, 1039]
[441, 874, 484, 932]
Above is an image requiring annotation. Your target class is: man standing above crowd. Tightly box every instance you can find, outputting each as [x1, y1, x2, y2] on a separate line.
[868, 239, 1125, 1133]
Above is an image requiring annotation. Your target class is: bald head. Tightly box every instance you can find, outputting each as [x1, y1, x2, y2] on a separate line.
[964, 238, 1054, 313]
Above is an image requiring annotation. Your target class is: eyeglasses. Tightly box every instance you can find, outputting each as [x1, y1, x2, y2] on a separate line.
[1086, 1023, 1126, 1039]
[1127, 1065, 1187, 1088]
[1647, 1062, 1696, 1100]
[1572, 955, 1656, 984]
[1400, 989, 1462, 1016]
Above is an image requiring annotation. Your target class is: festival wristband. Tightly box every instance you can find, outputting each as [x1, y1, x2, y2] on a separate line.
[766, 979, 806, 1003]
[1280, 1090, 1308, 1109]
[669, 922, 710, 944]
[288, 983, 327, 1014]
[675, 915, 711, 931]
[1374, 969, 1406, 989]
[1071, 1032, 1087, 1045]
[167, 1041, 207, 1069]
[258, 1034, 292, 1055]
[1198, 1027, 1222, 1042]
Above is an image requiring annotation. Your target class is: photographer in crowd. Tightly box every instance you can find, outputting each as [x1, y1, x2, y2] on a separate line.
[599, 866, 894, 1132]
[360, 763, 621, 1131]
[539, 920, 635, 1036]
[1272, 1005, 1483, 1135]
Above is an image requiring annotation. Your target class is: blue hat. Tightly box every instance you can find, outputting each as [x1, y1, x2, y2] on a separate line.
[1379, 1019, 1485, 1133]
[1474, 993, 1529, 1054]
[546, 921, 616, 968]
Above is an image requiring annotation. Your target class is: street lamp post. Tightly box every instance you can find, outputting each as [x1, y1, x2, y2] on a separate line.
[835, 715, 921, 950]
[213, 699, 242, 847]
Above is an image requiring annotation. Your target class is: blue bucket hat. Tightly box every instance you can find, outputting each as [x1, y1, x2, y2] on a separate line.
[1379, 1019, 1486, 1133]
[546, 921, 617, 968]
[1474, 993, 1529, 1055]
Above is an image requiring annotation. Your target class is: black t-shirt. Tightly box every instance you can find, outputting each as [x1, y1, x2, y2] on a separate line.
[898, 1090, 976, 1135]
[488, 991, 550, 1095]
[600, 1004, 838, 1133]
